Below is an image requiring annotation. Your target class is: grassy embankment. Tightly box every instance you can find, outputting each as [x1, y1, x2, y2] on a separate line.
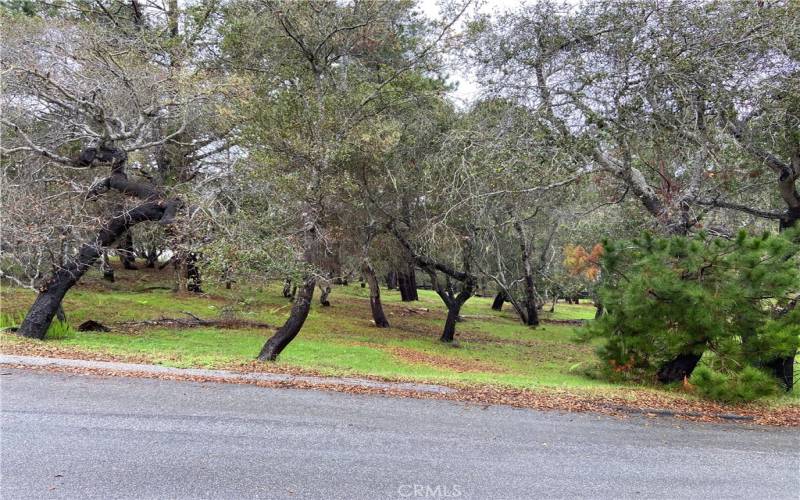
[1, 264, 797, 404]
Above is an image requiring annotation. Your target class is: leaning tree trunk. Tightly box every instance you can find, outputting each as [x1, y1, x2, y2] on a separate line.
[16, 143, 183, 340]
[258, 277, 316, 361]
[657, 352, 704, 384]
[17, 201, 170, 339]
[491, 291, 506, 311]
[363, 259, 389, 328]
[441, 304, 461, 343]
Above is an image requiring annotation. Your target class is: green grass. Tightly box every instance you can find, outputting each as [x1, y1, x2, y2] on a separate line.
[1, 265, 796, 403]
[1, 311, 73, 339]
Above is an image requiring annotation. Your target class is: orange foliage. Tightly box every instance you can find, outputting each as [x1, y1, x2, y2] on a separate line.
[563, 243, 604, 281]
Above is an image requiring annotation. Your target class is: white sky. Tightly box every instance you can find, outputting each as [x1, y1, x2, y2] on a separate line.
[418, 0, 525, 106]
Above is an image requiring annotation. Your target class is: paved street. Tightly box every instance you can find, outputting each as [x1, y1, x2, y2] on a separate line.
[1, 368, 798, 499]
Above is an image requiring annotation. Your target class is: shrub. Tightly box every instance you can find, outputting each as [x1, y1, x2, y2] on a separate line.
[579, 229, 800, 401]
[691, 366, 780, 403]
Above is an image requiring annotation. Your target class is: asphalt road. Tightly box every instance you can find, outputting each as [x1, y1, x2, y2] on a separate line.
[1, 369, 798, 499]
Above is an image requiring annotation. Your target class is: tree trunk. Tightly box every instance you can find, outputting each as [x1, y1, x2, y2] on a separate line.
[514, 221, 540, 326]
[319, 279, 331, 307]
[523, 290, 539, 326]
[145, 252, 157, 268]
[491, 292, 506, 311]
[17, 144, 181, 340]
[398, 264, 418, 301]
[441, 304, 461, 343]
[282, 278, 293, 298]
[101, 252, 115, 282]
[143, 247, 160, 268]
[657, 352, 703, 384]
[398, 271, 410, 300]
[765, 355, 795, 391]
[258, 277, 316, 361]
[408, 267, 418, 300]
[389, 223, 476, 343]
[435, 282, 473, 343]
[386, 271, 397, 290]
[594, 302, 604, 319]
[363, 259, 389, 328]
[118, 231, 138, 270]
[770, 211, 799, 390]
[173, 256, 188, 293]
[55, 305, 66, 322]
[186, 252, 202, 293]
[17, 202, 169, 339]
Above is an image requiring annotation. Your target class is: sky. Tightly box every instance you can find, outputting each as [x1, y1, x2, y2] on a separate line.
[417, 0, 526, 106]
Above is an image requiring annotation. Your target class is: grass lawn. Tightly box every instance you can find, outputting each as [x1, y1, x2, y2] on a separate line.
[1, 264, 797, 405]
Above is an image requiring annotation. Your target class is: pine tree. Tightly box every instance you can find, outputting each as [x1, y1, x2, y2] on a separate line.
[580, 229, 800, 401]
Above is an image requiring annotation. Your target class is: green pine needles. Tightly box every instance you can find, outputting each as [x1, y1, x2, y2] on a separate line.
[580, 229, 800, 402]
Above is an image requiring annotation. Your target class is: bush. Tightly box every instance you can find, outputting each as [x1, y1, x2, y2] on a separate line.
[691, 366, 780, 403]
[579, 229, 800, 401]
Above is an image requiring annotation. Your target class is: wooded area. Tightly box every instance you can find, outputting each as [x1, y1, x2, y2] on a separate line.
[1, 0, 798, 403]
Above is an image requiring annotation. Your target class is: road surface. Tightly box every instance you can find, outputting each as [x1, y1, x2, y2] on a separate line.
[1, 368, 798, 499]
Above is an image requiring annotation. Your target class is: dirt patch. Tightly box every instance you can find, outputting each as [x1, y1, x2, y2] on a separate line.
[459, 332, 594, 362]
[392, 307, 432, 317]
[388, 347, 510, 374]
[461, 314, 586, 326]
[460, 314, 499, 321]
[541, 318, 586, 326]
[113, 315, 270, 334]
